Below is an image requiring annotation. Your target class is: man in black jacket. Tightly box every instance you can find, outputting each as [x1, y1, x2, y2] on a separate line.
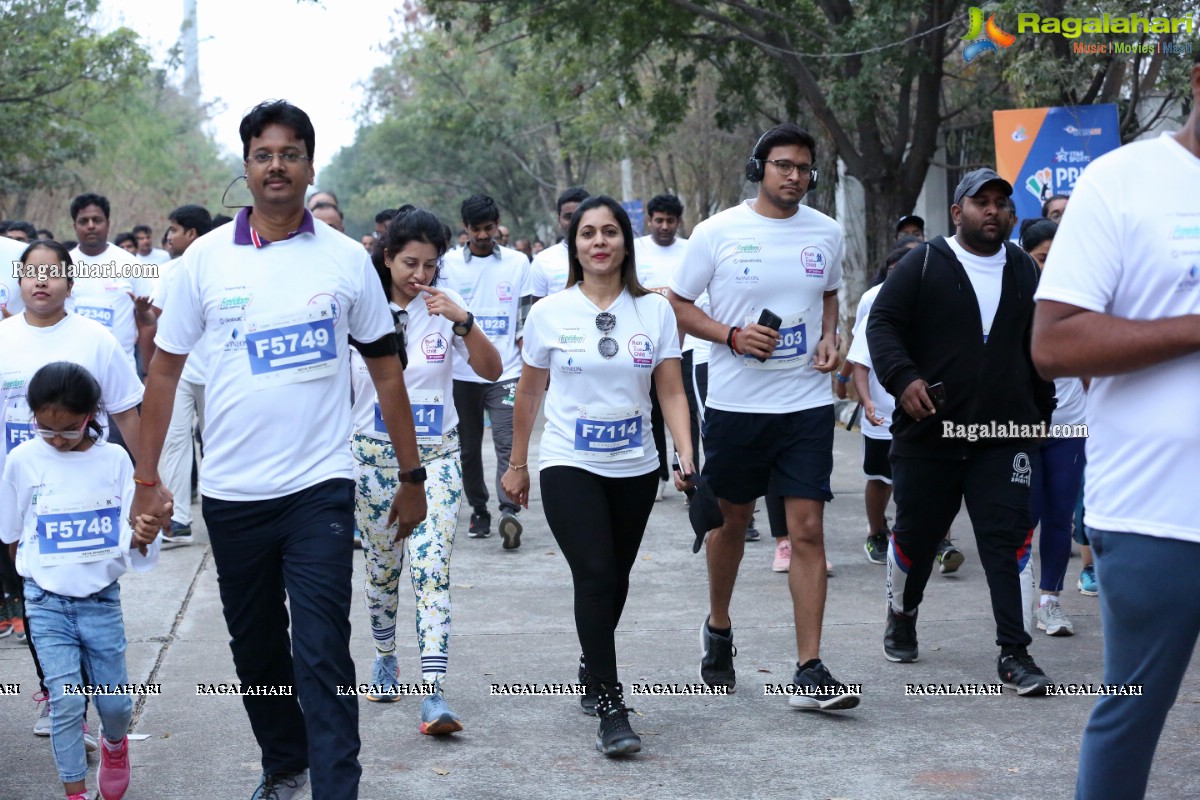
[866, 168, 1056, 695]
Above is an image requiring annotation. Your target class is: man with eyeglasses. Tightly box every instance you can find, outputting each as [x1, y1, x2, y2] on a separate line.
[668, 123, 860, 709]
[133, 100, 427, 800]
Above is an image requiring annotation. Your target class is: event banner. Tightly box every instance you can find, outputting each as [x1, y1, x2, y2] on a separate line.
[993, 104, 1121, 222]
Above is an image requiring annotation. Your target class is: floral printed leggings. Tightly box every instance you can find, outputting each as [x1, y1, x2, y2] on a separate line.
[353, 429, 462, 684]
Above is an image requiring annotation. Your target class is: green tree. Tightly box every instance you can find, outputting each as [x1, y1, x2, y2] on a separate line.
[0, 0, 149, 211]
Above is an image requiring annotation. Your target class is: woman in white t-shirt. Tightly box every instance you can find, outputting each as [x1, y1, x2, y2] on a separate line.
[0, 361, 160, 800]
[1022, 219, 1088, 634]
[350, 208, 500, 735]
[502, 196, 695, 757]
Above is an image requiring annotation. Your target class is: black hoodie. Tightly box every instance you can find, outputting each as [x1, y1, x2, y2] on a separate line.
[866, 236, 1055, 459]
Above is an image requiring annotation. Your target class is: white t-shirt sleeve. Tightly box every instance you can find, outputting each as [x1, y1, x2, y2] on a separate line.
[530, 258, 550, 297]
[0, 457, 21, 545]
[521, 303, 551, 369]
[846, 292, 873, 369]
[347, 255, 393, 344]
[669, 224, 714, 301]
[154, 255, 204, 355]
[655, 296, 682, 365]
[825, 228, 845, 294]
[1034, 166, 1121, 312]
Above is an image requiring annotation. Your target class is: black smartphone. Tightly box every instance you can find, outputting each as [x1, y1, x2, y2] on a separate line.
[927, 381, 947, 411]
[753, 308, 783, 363]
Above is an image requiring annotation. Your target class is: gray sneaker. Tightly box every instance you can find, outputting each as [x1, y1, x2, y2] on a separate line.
[1036, 598, 1075, 636]
[33, 690, 51, 736]
[251, 769, 309, 800]
[499, 510, 523, 550]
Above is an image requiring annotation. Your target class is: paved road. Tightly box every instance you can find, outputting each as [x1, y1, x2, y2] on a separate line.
[3, 424, 1198, 799]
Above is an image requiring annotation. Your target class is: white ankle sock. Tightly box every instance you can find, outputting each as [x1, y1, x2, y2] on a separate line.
[1039, 594, 1056, 607]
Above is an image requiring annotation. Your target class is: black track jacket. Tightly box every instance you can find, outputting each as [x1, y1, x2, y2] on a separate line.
[866, 235, 1055, 459]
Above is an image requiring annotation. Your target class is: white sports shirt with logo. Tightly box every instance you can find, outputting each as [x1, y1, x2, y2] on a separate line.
[68, 243, 157, 370]
[530, 241, 570, 297]
[522, 286, 680, 478]
[351, 291, 471, 445]
[441, 245, 532, 383]
[671, 200, 844, 413]
[845, 284, 894, 440]
[634, 235, 689, 294]
[1034, 132, 1200, 543]
[156, 221, 393, 501]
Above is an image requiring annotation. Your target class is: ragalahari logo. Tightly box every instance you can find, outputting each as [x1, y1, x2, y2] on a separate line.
[962, 7, 1016, 62]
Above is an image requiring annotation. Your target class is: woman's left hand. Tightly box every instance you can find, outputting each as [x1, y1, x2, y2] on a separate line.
[673, 452, 696, 492]
[417, 284, 468, 323]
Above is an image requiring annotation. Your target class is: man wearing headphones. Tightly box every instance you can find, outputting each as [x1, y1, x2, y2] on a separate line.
[668, 123, 859, 709]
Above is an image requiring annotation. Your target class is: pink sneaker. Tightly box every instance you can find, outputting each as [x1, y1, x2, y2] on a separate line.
[772, 538, 791, 572]
[99, 735, 130, 800]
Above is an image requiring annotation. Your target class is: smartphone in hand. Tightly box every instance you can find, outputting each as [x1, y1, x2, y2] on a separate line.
[753, 308, 783, 362]
[927, 381, 947, 412]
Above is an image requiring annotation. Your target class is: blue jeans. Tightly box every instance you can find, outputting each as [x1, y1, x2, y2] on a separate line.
[1076, 528, 1200, 799]
[1029, 437, 1085, 592]
[24, 579, 131, 783]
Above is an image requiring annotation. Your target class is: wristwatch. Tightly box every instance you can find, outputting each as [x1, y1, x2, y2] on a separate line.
[398, 466, 428, 483]
[452, 312, 475, 337]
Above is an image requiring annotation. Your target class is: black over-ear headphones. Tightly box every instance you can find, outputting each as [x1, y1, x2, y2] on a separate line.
[744, 128, 819, 190]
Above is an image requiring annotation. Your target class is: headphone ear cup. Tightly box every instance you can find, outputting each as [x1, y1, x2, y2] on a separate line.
[744, 158, 764, 183]
[808, 167, 819, 191]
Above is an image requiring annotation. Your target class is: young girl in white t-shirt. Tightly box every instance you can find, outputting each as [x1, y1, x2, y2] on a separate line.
[0, 361, 161, 800]
[350, 207, 500, 735]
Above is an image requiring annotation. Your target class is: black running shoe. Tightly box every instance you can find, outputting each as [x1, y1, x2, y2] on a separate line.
[578, 654, 598, 716]
[864, 530, 888, 564]
[937, 538, 965, 574]
[699, 617, 736, 692]
[594, 684, 641, 756]
[788, 660, 861, 711]
[883, 606, 919, 663]
[499, 510, 523, 550]
[998, 650, 1050, 696]
[468, 509, 491, 538]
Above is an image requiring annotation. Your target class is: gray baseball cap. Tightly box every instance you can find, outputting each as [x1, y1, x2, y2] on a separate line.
[953, 168, 1013, 206]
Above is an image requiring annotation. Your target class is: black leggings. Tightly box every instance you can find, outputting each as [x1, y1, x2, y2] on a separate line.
[540, 466, 658, 686]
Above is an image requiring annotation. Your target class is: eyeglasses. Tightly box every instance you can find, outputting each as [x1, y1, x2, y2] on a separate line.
[31, 415, 91, 441]
[764, 160, 815, 177]
[247, 152, 311, 165]
[595, 312, 618, 358]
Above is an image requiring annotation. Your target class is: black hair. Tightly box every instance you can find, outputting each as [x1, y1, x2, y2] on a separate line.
[371, 206, 449, 302]
[132, 224, 152, 237]
[18, 240, 75, 284]
[0, 222, 10, 234]
[753, 123, 817, 162]
[168, 204, 214, 237]
[565, 195, 648, 297]
[61, 240, 77, 250]
[872, 235, 922, 286]
[239, 100, 315, 162]
[5, 221, 37, 239]
[375, 208, 398, 225]
[26, 361, 105, 441]
[1020, 218, 1057, 253]
[1040, 194, 1069, 217]
[70, 193, 110, 222]
[211, 214, 233, 228]
[556, 186, 590, 216]
[113, 232, 136, 249]
[460, 194, 500, 227]
[646, 193, 684, 218]
[37, 229, 54, 239]
[310, 201, 344, 221]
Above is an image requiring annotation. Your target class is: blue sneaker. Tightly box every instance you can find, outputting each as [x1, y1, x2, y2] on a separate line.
[366, 654, 400, 702]
[1078, 565, 1098, 596]
[420, 688, 463, 735]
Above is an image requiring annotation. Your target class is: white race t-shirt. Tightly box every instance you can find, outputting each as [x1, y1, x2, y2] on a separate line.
[68, 243, 157, 369]
[671, 200, 844, 413]
[1051, 378, 1086, 428]
[945, 235, 1005, 342]
[530, 241, 569, 297]
[846, 284, 894, 440]
[0, 236, 26, 318]
[522, 286, 681, 477]
[1035, 132, 1200, 543]
[0, 312, 143, 480]
[634, 235, 689, 295]
[351, 294, 471, 444]
[139, 247, 171, 266]
[441, 245, 532, 383]
[155, 214, 393, 501]
[0, 438, 158, 598]
[152, 259, 208, 386]
[684, 292, 712, 364]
